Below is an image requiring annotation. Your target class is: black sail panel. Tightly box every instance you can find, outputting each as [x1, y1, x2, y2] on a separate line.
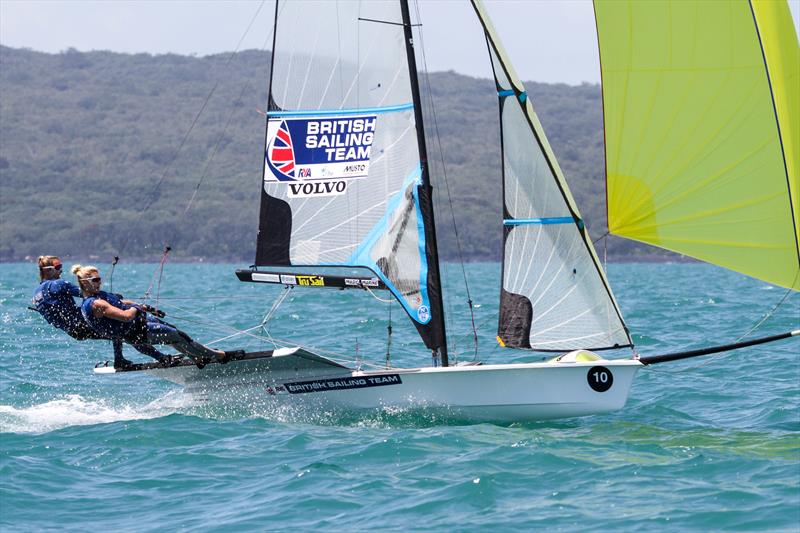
[255, 191, 291, 266]
[498, 289, 533, 349]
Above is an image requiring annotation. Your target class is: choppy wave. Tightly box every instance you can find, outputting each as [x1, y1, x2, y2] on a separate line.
[1, 262, 798, 531]
[0, 393, 182, 434]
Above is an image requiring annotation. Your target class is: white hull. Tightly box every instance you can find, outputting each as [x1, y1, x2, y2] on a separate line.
[97, 348, 643, 422]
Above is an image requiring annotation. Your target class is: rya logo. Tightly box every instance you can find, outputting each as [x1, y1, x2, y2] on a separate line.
[417, 305, 430, 323]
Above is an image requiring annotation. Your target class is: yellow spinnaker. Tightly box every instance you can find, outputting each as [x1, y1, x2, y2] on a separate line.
[595, 0, 800, 290]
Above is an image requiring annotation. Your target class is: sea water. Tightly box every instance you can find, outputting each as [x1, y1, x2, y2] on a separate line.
[1, 262, 798, 531]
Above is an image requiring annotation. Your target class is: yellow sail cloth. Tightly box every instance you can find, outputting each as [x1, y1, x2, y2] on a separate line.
[595, 0, 800, 290]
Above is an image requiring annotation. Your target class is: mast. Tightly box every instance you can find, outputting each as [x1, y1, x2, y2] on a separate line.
[399, 0, 449, 367]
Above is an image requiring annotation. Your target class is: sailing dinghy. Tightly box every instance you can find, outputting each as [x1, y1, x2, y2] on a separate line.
[95, 0, 798, 422]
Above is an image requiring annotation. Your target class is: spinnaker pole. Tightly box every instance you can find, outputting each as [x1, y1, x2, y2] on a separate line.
[639, 330, 799, 365]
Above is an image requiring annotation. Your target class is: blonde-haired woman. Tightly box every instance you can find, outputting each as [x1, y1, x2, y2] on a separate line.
[73, 265, 231, 368]
[32, 255, 137, 367]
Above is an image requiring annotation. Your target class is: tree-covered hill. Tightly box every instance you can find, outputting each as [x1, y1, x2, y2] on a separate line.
[0, 46, 663, 262]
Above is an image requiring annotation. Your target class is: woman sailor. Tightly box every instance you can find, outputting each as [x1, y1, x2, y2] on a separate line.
[32, 255, 170, 369]
[72, 264, 233, 367]
[33, 256, 101, 340]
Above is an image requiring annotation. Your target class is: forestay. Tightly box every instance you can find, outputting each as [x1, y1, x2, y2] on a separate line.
[255, 0, 445, 352]
[595, 0, 800, 291]
[471, 0, 632, 351]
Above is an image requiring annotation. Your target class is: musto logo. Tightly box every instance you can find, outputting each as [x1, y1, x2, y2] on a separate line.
[264, 114, 376, 198]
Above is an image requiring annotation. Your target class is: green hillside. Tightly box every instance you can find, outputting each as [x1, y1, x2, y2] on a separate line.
[0, 46, 662, 262]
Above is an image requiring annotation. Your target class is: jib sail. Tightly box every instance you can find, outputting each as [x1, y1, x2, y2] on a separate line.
[471, 0, 632, 351]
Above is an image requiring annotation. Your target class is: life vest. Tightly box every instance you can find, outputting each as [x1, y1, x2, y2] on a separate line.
[32, 280, 100, 340]
[81, 291, 147, 343]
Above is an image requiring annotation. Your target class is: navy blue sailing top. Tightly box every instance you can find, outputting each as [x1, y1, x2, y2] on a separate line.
[32, 279, 87, 336]
[81, 291, 138, 339]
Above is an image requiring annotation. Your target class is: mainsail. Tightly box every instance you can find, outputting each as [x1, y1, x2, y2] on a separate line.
[595, 0, 800, 290]
[471, 0, 632, 351]
[255, 0, 447, 357]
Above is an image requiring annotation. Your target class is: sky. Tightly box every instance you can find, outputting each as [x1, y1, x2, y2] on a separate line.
[1, 0, 798, 85]
[1, 0, 604, 85]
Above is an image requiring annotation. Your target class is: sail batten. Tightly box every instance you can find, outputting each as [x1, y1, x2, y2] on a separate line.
[471, 0, 632, 352]
[595, 0, 800, 290]
[267, 103, 414, 117]
[504, 217, 577, 226]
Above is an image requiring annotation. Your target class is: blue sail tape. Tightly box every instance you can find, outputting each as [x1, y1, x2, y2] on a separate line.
[497, 90, 527, 104]
[344, 165, 431, 324]
[267, 103, 413, 117]
[504, 217, 576, 225]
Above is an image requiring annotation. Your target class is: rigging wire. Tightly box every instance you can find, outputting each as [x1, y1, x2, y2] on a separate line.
[385, 301, 393, 368]
[167, 76, 257, 246]
[127, 294, 286, 301]
[107, 0, 269, 274]
[735, 271, 799, 342]
[141, 246, 171, 308]
[591, 227, 797, 360]
[592, 231, 610, 246]
[647, 274, 799, 374]
[257, 285, 294, 346]
[412, 0, 479, 359]
[364, 286, 394, 304]
[155, 296, 406, 370]
[261, 286, 294, 327]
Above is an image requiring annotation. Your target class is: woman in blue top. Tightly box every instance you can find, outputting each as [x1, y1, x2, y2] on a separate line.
[33, 255, 172, 369]
[72, 264, 231, 368]
[32, 255, 102, 340]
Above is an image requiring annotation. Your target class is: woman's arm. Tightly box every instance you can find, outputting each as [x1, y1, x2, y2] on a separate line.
[62, 281, 81, 297]
[120, 300, 165, 317]
[92, 299, 138, 322]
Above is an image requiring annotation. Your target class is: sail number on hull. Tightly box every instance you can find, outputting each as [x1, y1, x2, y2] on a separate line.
[587, 366, 614, 392]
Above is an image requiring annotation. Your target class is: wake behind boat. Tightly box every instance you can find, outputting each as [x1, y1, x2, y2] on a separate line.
[93, 0, 798, 422]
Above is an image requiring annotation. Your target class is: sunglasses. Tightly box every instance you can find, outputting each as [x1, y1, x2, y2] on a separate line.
[83, 277, 102, 283]
[43, 264, 63, 271]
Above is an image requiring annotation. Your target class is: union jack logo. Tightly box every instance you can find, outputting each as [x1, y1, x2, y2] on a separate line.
[268, 120, 296, 181]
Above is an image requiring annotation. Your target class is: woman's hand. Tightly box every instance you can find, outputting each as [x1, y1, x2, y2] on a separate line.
[139, 304, 166, 318]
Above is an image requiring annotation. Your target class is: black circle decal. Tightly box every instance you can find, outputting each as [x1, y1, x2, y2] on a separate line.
[587, 366, 613, 392]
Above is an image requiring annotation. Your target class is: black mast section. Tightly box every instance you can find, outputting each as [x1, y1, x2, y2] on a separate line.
[399, 0, 449, 367]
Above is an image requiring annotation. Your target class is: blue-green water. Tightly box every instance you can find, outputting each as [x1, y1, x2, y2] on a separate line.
[1, 262, 798, 531]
